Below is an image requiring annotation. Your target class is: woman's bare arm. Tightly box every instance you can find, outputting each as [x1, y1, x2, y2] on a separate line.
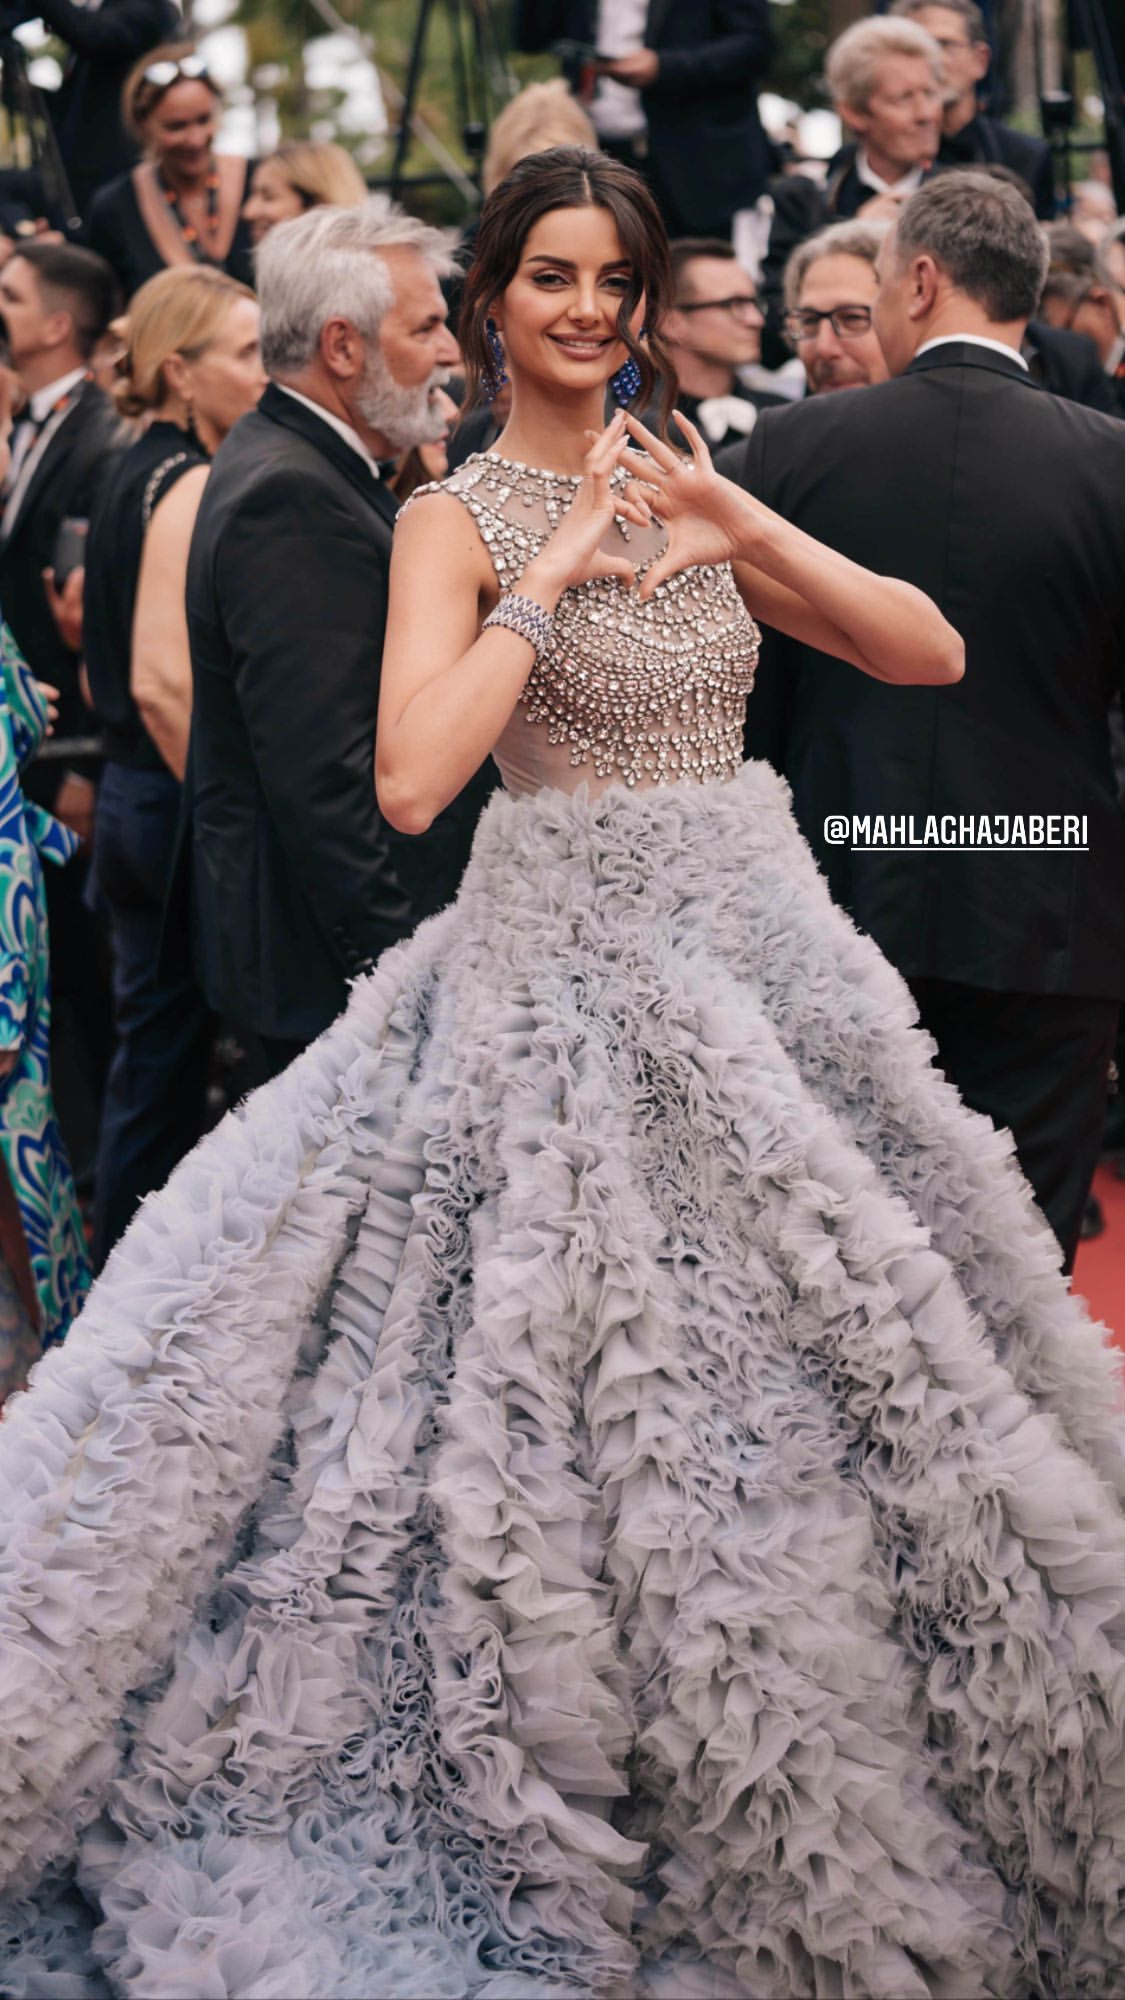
[728, 553, 960, 687]
[376, 417, 636, 835]
[623, 414, 964, 689]
[132, 465, 210, 781]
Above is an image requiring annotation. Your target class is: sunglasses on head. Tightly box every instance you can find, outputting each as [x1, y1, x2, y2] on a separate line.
[140, 56, 214, 98]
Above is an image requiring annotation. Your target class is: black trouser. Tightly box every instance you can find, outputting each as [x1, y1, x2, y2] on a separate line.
[598, 135, 699, 239]
[908, 977, 1119, 1275]
[92, 762, 212, 1268]
[24, 754, 114, 1189]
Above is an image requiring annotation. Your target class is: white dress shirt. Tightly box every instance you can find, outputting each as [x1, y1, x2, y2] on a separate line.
[593, 0, 649, 141]
[915, 333, 1029, 371]
[1, 365, 90, 539]
[854, 152, 925, 200]
[274, 385, 382, 477]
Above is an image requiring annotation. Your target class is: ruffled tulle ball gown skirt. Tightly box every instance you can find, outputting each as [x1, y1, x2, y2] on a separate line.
[0, 759, 1124, 2000]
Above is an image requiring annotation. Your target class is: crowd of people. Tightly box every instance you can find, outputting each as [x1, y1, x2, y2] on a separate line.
[0, 0, 1124, 1988]
[0, 1, 1120, 1396]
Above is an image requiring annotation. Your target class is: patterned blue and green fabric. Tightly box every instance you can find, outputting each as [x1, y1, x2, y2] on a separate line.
[0, 621, 90, 1353]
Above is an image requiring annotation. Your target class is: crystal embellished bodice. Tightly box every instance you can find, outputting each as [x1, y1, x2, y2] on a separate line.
[424, 451, 760, 800]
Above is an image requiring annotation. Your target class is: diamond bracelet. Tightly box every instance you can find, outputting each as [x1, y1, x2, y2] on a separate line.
[482, 592, 555, 657]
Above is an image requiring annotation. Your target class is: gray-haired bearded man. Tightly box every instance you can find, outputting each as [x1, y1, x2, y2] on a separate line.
[183, 202, 494, 1072]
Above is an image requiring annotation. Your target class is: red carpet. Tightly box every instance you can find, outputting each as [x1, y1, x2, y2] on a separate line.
[1074, 1162, 1125, 1347]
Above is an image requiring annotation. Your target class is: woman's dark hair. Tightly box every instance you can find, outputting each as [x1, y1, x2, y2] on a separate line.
[458, 147, 676, 430]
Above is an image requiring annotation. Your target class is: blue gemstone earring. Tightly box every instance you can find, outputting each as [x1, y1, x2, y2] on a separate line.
[610, 325, 647, 406]
[483, 317, 508, 400]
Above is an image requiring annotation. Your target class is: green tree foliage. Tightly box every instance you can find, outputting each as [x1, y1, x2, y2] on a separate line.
[768, 0, 832, 108]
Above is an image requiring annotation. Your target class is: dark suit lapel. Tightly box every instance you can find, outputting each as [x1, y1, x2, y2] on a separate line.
[259, 383, 398, 527]
[2, 385, 96, 547]
[645, 0, 676, 46]
[368, 474, 399, 531]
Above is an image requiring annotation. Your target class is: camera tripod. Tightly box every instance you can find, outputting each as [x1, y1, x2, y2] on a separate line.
[0, 27, 80, 236]
[387, 0, 511, 206]
[1033, 0, 1125, 212]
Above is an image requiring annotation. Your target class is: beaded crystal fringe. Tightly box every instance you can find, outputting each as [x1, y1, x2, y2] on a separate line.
[439, 452, 760, 789]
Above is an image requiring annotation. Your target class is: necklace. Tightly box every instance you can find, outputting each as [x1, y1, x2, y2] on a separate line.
[158, 166, 221, 264]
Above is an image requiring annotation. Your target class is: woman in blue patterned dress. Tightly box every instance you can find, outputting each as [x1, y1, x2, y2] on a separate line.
[0, 619, 90, 1398]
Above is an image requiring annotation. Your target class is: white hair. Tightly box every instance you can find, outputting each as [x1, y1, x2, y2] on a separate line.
[256, 198, 457, 378]
[784, 218, 892, 311]
[825, 15, 943, 111]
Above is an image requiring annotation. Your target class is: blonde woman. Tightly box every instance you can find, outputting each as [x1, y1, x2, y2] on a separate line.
[480, 79, 596, 197]
[82, 264, 265, 1267]
[86, 44, 255, 299]
[242, 139, 368, 246]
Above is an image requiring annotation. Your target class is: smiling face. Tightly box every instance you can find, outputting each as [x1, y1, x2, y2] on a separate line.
[243, 160, 306, 246]
[491, 203, 641, 396]
[142, 78, 220, 179]
[796, 252, 888, 392]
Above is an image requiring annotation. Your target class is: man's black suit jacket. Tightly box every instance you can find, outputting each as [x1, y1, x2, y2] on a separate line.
[30, 0, 179, 219]
[1024, 320, 1122, 417]
[0, 380, 119, 794]
[811, 128, 1053, 221]
[185, 385, 493, 1045]
[816, 144, 937, 222]
[720, 343, 1125, 999]
[512, 0, 773, 236]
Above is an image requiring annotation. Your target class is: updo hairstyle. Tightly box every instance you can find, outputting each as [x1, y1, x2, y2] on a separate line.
[112, 264, 255, 418]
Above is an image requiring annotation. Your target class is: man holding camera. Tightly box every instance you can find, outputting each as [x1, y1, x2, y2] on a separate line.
[513, 0, 774, 238]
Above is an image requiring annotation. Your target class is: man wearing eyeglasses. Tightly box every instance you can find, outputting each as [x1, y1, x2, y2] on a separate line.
[758, 17, 944, 372]
[781, 220, 891, 395]
[659, 238, 786, 450]
[890, 0, 1056, 221]
[8, 0, 179, 221]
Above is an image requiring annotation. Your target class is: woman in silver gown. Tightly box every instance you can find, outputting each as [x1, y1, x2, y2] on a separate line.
[2, 149, 1125, 2000]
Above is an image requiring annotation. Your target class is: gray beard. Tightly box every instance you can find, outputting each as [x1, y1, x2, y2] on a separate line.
[356, 364, 449, 451]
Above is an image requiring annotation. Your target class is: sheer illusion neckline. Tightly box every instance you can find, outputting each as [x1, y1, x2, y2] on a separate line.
[435, 450, 761, 798]
[481, 450, 585, 484]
